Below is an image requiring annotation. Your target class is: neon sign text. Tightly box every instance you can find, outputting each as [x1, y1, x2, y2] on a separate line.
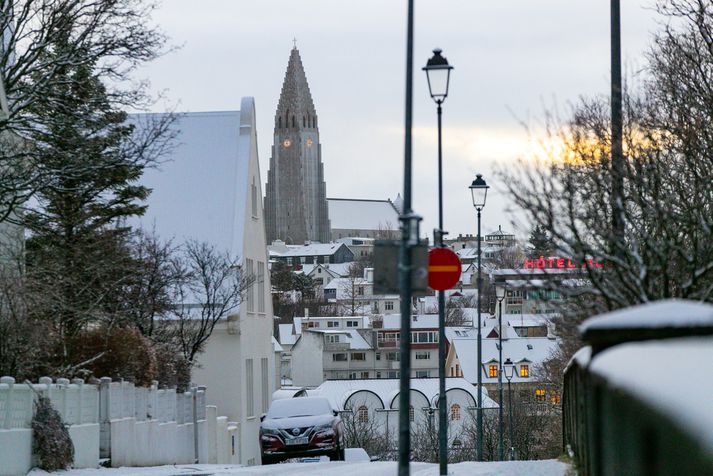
[523, 256, 604, 270]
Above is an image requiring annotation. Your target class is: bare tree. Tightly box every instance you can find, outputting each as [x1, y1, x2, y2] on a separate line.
[169, 241, 255, 364]
[498, 1, 713, 372]
[341, 401, 390, 460]
[0, 0, 172, 221]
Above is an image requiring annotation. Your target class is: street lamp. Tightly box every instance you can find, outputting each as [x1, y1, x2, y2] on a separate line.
[495, 286, 506, 460]
[503, 358, 516, 460]
[469, 173, 489, 461]
[423, 47, 453, 476]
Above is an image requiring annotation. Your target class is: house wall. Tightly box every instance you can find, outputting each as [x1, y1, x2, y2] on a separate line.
[291, 332, 324, 387]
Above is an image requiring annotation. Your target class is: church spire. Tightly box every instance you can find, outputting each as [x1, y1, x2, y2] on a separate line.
[275, 47, 317, 129]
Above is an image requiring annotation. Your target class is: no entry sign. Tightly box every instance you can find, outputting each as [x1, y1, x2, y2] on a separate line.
[428, 248, 461, 291]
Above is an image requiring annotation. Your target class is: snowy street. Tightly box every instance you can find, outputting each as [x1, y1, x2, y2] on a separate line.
[29, 460, 571, 476]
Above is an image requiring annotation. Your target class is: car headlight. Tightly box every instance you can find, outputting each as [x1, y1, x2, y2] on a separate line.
[314, 424, 333, 433]
[261, 428, 280, 435]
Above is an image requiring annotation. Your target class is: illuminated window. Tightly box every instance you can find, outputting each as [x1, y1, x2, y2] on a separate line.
[520, 365, 529, 378]
[488, 365, 498, 378]
[450, 404, 461, 421]
[357, 405, 369, 423]
[535, 389, 546, 402]
[409, 405, 414, 422]
[551, 392, 561, 405]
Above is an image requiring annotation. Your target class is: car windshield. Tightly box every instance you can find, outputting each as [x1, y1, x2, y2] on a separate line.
[266, 398, 333, 419]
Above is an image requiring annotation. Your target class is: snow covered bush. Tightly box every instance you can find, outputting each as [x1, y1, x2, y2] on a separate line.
[31, 395, 74, 471]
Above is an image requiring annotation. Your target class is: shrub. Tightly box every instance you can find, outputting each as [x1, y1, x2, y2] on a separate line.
[31, 395, 74, 471]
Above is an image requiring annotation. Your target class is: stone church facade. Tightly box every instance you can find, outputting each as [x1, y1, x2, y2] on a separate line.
[264, 47, 330, 244]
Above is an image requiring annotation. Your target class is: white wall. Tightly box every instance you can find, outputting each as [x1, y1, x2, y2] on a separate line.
[291, 332, 325, 387]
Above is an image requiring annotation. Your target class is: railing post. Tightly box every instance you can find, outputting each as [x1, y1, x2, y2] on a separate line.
[1, 376, 15, 429]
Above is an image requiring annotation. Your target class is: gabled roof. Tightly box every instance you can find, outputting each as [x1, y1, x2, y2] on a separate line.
[382, 313, 439, 330]
[451, 336, 560, 384]
[306, 329, 371, 350]
[327, 198, 399, 230]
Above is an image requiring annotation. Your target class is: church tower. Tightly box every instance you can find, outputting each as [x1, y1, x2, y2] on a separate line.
[264, 46, 330, 244]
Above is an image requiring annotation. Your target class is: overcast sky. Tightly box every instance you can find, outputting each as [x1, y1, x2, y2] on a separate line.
[136, 0, 660, 241]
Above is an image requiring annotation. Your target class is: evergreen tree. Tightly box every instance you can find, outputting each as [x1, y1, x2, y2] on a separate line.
[22, 31, 156, 370]
[527, 225, 554, 258]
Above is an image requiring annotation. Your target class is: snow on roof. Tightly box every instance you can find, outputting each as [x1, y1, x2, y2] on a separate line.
[307, 329, 371, 350]
[382, 313, 439, 329]
[589, 336, 713, 453]
[271, 242, 350, 257]
[580, 299, 713, 333]
[452, 337, 560, 384]
[302, 262, 353, 278]
[278, 324, 297, 346]
[310, 377, 497, 411]
[327, 198, 399, 230]
[130, 105, 253, 257]
[445, 327, 477, 341]
[271, 336, 284, 353]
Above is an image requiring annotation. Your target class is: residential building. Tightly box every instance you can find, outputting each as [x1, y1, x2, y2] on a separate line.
[264, 46, 330, 244]
[132, 98, 275, 466]
[268, 240, 354, 266]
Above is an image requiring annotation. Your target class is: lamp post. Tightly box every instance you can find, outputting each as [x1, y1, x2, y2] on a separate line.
[503, 358, 516, 460]
[495, 286, 506, 460]
[469, 174, 489, 461]
[423, 47, 453, 476]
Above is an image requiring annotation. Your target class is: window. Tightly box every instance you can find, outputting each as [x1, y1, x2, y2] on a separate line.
[415, 370, 430, 378]
[375, 352, 381, 361]
[261, 358, 269, 413]
[257, 261, 265, 313]
[326, 335, 340, 344]
[376, 372, 381, 379]
[307, 321, 318, 328]
[387, 371, 399, 379]
[360, 371, 369, 379]
[535, 388, 546, 402]
[409, 405, 415, 422]
[351, 352, 366, 361]
[450, 404, 461, 421]
[386, 352, 400, 361]
[347, 320, 359, 327]
[358, 286, 364, 296]
[551, 392, 561, 405]
[246, 359, 254, 417]
[455, 364, 460, 376]
[251, 178, 258, 218]
[349, 372, 357, 379]
[246, 259, 254, 312]
[385, 301, 394, 311]
[415, 351, 430, 360]
[327, 321, 339, 328]
[357, 405, 369, 422]
[333, 353, 347, 362]
[489, 365, 498, 378]
[520, 364, 530, 378]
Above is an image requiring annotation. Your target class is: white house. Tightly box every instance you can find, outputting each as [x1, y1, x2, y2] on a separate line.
[132, 98, 275, 466]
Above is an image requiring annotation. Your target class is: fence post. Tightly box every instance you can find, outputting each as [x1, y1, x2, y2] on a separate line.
[72, 379, 84, 425]
[1, 376, 15, 429]
[192, 386, 199, 464]
[99, 377, 112, 459]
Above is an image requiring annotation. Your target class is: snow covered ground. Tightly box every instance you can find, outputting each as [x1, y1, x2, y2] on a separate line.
[30, 459, 571, 476]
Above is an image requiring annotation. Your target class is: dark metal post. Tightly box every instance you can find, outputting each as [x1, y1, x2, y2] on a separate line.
[610, 0, 625, 254]
[498, 298, 504, 460]
[476, 209, 483, 460]
[398, 1, 415, 474]
[435, 101, 448, 476]
[507, 378, 514, 460]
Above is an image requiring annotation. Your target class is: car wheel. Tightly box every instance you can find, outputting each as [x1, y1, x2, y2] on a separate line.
[262, 455, 278, 465]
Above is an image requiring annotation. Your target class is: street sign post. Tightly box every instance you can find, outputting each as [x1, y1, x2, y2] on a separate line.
[428, 248, 461, 291]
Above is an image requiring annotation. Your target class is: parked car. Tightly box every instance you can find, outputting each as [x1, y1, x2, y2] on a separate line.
[259, 397, 345, 464]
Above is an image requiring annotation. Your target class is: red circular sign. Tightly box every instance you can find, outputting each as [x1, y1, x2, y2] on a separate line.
[428, 248, 461, 291]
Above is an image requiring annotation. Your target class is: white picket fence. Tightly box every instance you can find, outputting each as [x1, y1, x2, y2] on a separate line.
[0, 376, 240, 476]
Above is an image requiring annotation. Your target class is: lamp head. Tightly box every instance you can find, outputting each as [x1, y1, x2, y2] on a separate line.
[469, 174, 489, 210]
[422, 48, 453, 103]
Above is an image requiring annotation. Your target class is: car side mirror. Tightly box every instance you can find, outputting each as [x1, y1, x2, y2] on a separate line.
[333, 409, 338, 416]
[260, 414, 266, 422]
